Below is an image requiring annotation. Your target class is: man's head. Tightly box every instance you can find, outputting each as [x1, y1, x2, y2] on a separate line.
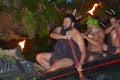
[63, 14, 76, 28]
[110, 15, 120, 26]
[87, 16, 100, 29]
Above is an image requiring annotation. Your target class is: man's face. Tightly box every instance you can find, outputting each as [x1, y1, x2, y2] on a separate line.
[63, 17, 72, 28]
[87, 24, 98, 32]
[110, 18, 118, 26]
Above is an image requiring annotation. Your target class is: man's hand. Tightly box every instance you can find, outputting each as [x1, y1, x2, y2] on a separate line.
[75, 63, 83, 72]
[81, 33, 86, 38]
[63, 35, 72, 40]
[112, 25, 116, 28]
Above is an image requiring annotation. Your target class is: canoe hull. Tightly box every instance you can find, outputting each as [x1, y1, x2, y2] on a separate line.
[38, 54, 120, 80]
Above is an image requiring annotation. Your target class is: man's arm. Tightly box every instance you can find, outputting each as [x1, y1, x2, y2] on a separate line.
[50, 27, 72, 40]
[84, 29, 92, 35]
[74, 31, 86, 65]
[50, 27, 64, 39]
[83, 30, 105, 47]
[105, 26, 114, 34]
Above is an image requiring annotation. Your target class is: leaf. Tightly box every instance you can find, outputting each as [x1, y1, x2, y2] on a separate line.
[39, 20, 48, 39]
[56, 0, 65, 3]
[22, 0, 39, 12]
[25, 11, 36, 39]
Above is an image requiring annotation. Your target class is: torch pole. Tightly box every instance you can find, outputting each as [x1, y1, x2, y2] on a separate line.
[68, 39, 86, 80]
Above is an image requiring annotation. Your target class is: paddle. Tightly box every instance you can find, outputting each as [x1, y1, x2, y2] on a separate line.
[68, 39, 87, 80]
[115, 26, 120, 45]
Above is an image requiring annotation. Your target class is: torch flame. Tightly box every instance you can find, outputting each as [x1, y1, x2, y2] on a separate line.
[18, 40, 26, 50]
[87, 2, 101, 15]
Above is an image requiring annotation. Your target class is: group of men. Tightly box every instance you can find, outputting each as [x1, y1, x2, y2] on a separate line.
[36, 14, 120, 72]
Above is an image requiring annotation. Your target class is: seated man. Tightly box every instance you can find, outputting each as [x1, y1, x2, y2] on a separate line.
[103, 15, 120, 55]
[36, 14, 86, 72]
[82, 16, 105, 61]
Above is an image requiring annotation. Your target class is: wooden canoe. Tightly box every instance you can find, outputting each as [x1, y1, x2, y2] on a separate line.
[38, 54, 120, 80]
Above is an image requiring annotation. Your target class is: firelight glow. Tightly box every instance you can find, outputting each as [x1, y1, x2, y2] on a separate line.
[18, 40, 26, 50]
[87, 2, 101, 15]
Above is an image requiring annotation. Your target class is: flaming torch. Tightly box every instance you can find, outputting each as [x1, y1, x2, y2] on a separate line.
[87, 2, 106, 28]
[87, 2, 101, 15]
[18, 40, 26, 51]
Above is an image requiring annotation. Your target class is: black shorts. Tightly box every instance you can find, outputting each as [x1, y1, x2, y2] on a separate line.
[50, 52, 81, 65]
[86, 50, 103, 60]
[107, 46, 117, 55]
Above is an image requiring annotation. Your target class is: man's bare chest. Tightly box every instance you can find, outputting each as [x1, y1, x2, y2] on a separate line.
[111, 27, 120, 40]
[87, 32, 98, 39]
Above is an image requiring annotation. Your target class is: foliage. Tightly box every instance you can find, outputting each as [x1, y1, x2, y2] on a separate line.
[2, 0, 20, 9]
[38, 1, 62, 38]
[0, 0, 63, 40]
[25, 11, 36, 39]
[0, 53, 4, 57]
[55, 0, 65, 3]
[43, 0, 62, 23]
[22, 0, 39, 12]
[15, 10, 23, 21]
[22, 0, 62, 39]
[0, 0, 120, 40]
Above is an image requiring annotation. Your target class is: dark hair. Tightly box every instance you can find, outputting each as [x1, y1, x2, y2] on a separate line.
[110, 15, 120, 21]
[64, 14, 76, 23]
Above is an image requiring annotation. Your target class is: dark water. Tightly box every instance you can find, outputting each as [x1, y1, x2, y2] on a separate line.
[0, 39, 120, 80]
[86, 62, 120, 80]
[56, 62, 120, 80]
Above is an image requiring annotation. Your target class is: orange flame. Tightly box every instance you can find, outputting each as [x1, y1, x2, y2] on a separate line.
[18, 40, 26, 50]
[87, 2, 101, 15]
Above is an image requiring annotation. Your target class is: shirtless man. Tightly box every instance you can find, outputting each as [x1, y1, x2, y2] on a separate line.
[82, 16, 105, 61]
[36, 14, 86, 72]
[104, 15, 120, 55]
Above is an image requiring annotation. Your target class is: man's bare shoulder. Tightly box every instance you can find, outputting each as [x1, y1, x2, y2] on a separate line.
[99, 28, 105, 35]
[73, 28, 81, 34]
[72, 28, 84, 45]
[72, 28, 82, 38]
[55, 26, 62, 30]
[106, 25, 113, 30]
[98, 28, 105, 38]
[53, 26, 62, 33]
